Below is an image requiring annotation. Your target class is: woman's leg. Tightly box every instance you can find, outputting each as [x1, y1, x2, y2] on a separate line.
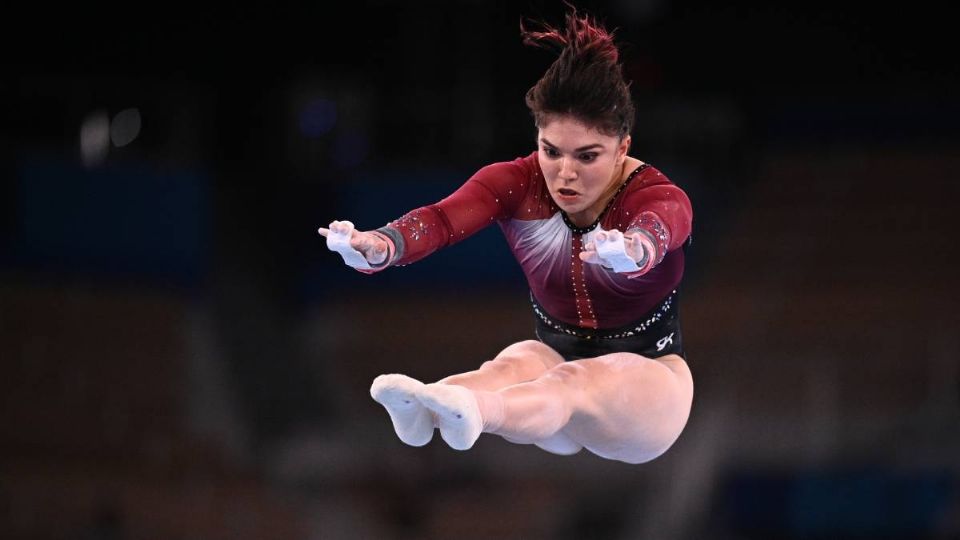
[437, 340, 565, 390]
[370, 340, 565, 447]
[419, 352, 694, 463]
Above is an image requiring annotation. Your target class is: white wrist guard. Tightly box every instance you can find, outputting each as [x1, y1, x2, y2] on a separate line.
[325, 220, 373, 270]
[595, 230, 641, 272]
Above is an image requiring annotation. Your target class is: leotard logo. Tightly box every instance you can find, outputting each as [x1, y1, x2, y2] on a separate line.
[656, 332, 675, 352]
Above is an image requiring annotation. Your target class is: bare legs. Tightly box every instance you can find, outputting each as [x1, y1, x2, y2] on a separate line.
[481, 352, 693, 463]
[436, 340, 565, 389]
[372, 340, 694, 464]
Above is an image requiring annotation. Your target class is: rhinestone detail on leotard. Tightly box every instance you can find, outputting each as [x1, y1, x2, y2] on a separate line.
[531, 290, 676, 340]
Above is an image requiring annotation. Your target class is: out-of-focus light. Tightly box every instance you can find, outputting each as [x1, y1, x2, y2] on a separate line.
[111, 107, 141, 147]
[299, 98, 337, 138]
[80, 110, 110, 167]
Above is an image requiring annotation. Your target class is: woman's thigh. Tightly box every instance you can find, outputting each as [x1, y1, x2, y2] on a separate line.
[552, 352, 693, 464]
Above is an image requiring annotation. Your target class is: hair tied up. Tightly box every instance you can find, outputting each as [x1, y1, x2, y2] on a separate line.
[521, 6, 635, 138]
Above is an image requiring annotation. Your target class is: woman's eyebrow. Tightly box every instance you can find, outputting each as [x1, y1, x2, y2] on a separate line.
[540, 138, 604, 152]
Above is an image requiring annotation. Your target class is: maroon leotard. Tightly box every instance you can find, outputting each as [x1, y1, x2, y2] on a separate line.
[375, 151, 692, 330]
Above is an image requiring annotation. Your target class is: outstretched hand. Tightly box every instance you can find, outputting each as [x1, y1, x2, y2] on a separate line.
[579, 229, 645, 270]
[318, 220, 389, 266]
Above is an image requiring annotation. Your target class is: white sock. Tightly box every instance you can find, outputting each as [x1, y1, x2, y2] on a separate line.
[417, 383, 483, 451]
[370, 374, 434, 447]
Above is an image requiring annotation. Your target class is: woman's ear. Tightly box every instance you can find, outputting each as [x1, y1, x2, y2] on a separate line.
[617, 135, 631, 164]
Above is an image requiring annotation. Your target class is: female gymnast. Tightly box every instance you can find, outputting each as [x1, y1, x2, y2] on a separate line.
[318, 10, 693, 464]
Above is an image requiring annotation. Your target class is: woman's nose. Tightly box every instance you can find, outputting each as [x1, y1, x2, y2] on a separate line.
[558, 157, 577, 180]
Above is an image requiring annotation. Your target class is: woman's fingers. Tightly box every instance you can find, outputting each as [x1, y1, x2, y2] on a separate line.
[331, 220, 350, 234]
[621, 232, 646, 262]
[579, 250, 603, 264]
[319, 220, 351, 237]
[320, 220, 362, 243]
[580, 241, 597, 262]
[320, 220, 386, 261]
[579, 242, 603, 265]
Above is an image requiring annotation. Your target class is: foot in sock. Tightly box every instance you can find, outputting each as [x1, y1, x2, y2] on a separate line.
[417, 383, 483, 450]
[370, 374, 434, 447]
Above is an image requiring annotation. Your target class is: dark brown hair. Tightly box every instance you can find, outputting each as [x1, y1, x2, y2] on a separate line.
[521, 8, 634, 139]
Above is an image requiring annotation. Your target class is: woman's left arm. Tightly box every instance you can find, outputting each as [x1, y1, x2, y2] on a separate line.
[580, 180, 692, 277]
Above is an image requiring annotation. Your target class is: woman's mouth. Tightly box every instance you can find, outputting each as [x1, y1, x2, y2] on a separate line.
[557, 188, 580, 200]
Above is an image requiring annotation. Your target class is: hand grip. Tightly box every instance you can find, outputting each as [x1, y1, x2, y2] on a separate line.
[594, 230, 640, 272]
[325, 220, 373, 270]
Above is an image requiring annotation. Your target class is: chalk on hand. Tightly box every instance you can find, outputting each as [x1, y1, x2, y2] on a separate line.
[325, 220, 373, 270]
[594, 230, 640, 272]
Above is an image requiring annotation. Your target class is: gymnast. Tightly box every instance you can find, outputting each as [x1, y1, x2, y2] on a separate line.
[318, 9, 693, 464]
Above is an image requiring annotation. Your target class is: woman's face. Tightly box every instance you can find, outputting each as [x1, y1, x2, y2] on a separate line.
[537, 115, 630, 225]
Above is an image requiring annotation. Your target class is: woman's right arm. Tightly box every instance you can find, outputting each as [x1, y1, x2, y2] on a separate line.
[319, 158, 530, 272]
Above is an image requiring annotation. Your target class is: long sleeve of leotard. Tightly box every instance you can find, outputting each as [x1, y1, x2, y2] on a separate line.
[617, 171, 693, 275]
[374, 159, 530, 267]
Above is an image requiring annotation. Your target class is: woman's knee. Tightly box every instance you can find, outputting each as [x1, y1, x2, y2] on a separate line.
[494, 340, 564, 370]
[539, 362, 595, 398]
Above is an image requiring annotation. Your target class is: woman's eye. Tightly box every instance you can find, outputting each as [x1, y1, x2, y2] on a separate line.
[543, 147, 560, 157]
[580, 153, 597, 162]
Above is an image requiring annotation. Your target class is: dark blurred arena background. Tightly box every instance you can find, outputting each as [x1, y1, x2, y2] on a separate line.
[2, 1, 959, 539]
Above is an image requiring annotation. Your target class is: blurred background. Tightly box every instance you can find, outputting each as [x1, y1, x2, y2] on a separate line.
[2, 1, 958, 538]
